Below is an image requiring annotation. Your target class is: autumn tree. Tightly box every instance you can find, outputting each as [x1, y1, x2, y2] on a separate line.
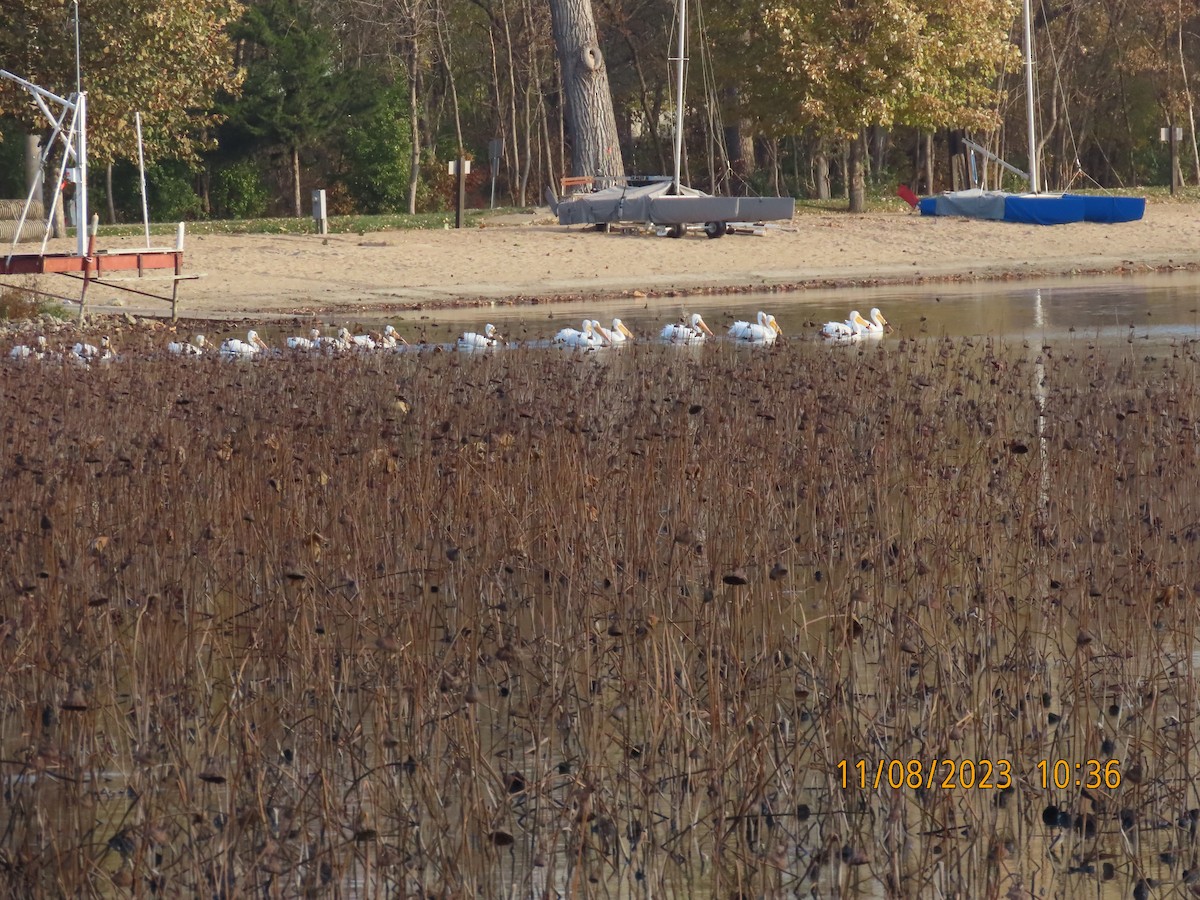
[0, 0, 243, 219]
[735, 0, 1018, 210]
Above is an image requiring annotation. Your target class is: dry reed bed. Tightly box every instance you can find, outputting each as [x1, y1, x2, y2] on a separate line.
[0, 337, 1197, 898]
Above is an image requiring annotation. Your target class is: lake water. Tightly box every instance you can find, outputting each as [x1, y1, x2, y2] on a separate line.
[283, 271, 1200, 348]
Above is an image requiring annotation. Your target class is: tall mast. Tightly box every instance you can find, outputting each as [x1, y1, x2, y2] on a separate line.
[1022, 0, 1039, 193]
[671, 0, 686, 194]
[72, 0, 88, 254]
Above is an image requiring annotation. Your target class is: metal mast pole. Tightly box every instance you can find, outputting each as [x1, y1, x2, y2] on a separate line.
[75, 92, 88, 257]
[73, 0, 88, 254]
[670, 0, 686, 194]
[1023, 0, 1039, 194]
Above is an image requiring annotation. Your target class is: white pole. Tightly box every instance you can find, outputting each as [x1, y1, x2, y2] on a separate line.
[671, 0, 687, 194]
[73, 0, 82, 96]
[75, 91, 88, 257]
[136, 111, 150, 247]
[1023, 0, 1039, 194]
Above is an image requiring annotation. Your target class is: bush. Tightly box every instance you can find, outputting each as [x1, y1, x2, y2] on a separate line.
[0, 282, 39, 319]
[339, 80, 413, 214]
[147, 161, 202, 221]
[210, 159, 270, 219]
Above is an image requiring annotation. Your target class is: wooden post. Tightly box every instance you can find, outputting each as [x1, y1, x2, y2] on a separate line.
[171, 223, 186, 321]
[456, 157, 466, 229]
[78, 213, 98, 323]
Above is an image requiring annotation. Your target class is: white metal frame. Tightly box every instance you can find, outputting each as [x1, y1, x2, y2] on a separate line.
[0, 68, 89, 262]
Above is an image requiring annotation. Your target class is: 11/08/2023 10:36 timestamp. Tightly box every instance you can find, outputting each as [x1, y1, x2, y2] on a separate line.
[837, 759, 1122, 790]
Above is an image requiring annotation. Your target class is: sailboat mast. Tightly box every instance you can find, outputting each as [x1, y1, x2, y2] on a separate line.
[671, 0, 686, 194]
[1022, 0, 1039, 194]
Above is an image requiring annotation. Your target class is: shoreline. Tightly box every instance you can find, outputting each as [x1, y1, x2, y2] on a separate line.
[5, 204, 1199, 321]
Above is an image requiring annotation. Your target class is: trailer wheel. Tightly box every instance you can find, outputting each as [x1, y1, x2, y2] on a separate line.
[667, 224, 685, 239]
[703, 221, 726, 239]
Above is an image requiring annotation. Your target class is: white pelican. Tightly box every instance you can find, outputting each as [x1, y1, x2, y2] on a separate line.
[607, 318, 634, 345]
[729, 311, 782, 344]
[820, 311, 871, 341]
[862, 307, 892, 335]
[553, 319, 612, 349]
[660, 313, 714, 344]
[71, 336, 115, 363]
[458, 323, 501, 351]
[287, 328, 321, 351]
[10, 336, 49, 360]
[380, 325, 407, 348]
[220, 330, 268, 357]
[168, 334, 207, 356]
[325, 328, 356, 352]
[350, 331, 377, 351]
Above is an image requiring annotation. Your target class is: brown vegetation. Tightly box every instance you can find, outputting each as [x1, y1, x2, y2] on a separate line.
[0, 338, 1195, 896]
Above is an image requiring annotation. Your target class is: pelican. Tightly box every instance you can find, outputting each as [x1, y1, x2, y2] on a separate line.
[820, 311, 871, 341]
[380, 325, 407, 348]
[554, 319, 612, 349]
[220, 329, 268, 357]
[10, 335, 49, 360]
[458, 323, 501, 351]
[607, 318, 635, 345]
[71, 336, 115, 363]
[168, 334, 207, 355]
[287, 328, 321, 351]
[862, 307, 892, 335]
[660, 313, 714, 344]
[729, 311, 782, 344]
[325, 328, 356, 353]
[350, 331, 377, 351]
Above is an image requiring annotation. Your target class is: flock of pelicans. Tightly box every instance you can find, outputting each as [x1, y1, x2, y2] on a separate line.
[7, 308, 891, 363]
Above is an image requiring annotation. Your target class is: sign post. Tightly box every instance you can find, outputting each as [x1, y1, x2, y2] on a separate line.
[1160, 125, 1183, 194]
[449, 158, 471, 228]
[312, 189, 328, 235]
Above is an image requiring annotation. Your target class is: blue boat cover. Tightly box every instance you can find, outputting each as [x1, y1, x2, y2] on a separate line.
[1069, 194, 1146, 223]
[919, 190, 1144, 225]
[1003, 194, 1087, 225]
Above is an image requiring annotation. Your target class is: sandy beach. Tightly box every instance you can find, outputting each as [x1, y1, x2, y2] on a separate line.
[13, 202, 1200, 319]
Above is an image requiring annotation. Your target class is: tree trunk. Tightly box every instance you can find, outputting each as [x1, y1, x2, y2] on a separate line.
[408, 45, 421, 215]
[24, 134, 41, 200]
[723, 115, 756, 195]
[923, 132, 934, 194]
[499, 0, 522, 205]
[848, 133, 865, 212]
[868, 125, 887, 179]
[1179, 0, 1200, 185]
[106, 163, 116, 224]
[815, 148, 830, 200]
[768, 137, 781, 196]
[434, 0, 465, 155]
[52, 192, 66, 238]
[292, 144, 302, 217]
[199, 165, 211, 217]
[840, 142, 850, 200]
[548, 0, 623, 180]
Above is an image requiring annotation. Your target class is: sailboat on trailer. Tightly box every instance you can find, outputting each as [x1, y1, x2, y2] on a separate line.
[551, 0, 795, 235]
[919, 0, 1144, 225]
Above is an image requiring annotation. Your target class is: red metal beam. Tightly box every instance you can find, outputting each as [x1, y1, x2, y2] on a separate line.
[0, 250, 183, 276]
